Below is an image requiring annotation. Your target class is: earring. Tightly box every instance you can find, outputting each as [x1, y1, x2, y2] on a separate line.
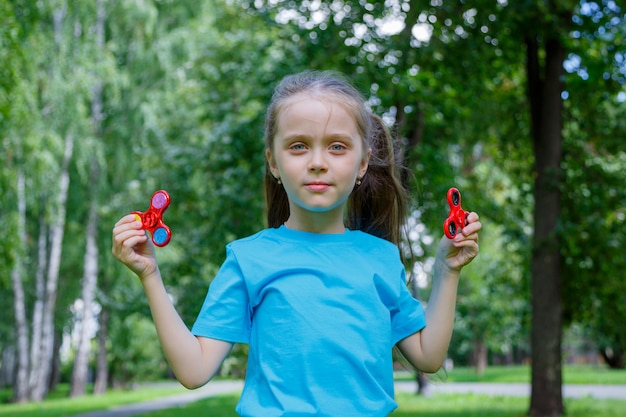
[356, 177, 362, 186]
[276, 177, 282, 185]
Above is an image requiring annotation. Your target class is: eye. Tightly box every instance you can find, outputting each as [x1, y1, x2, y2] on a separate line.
[289, 142, 307, 152]
[329, 143, 347, 153]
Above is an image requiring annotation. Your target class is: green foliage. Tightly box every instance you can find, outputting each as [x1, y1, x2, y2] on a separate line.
[451, 220, 530, 366]
[2, 0, 625, 394]
[0, 0, 20, 122]
[561, 138, 626, 358]
[108, 313, 169, 385]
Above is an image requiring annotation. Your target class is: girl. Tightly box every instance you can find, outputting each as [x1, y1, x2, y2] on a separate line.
[112, 70, 481, 416]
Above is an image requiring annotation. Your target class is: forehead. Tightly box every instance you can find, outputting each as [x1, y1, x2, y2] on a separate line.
[276, 93, 359, 133]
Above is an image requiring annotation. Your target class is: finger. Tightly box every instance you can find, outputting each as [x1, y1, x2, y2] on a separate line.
[466, 212, 480, 223]
[114, 213, 142, 228]
[461, 220, 482, 237]
[113, 216, 144, 237]
[453, 238, 479, 252]
[452, 236, 479, 255]
[112, 228, 147, 254]
[461, 244, 480, 265]
[454, 230, 480, 249]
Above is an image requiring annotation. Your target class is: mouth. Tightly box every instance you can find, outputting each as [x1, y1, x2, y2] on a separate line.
[305, 181, 331, 192]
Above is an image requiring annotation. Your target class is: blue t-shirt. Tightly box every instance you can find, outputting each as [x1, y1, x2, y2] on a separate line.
[191, 225, 426, 416]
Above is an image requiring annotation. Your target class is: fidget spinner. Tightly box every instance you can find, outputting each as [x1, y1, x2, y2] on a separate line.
[132, 190, 172, 247]
[443, 187, 469, 239]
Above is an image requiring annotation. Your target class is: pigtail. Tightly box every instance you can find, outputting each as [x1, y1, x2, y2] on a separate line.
[265, 166, 289, 228]
[347, 114, 409, 246]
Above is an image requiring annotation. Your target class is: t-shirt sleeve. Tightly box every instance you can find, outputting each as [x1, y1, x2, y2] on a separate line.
[191, 246, 251, 344]
[391, 270, 426, 345]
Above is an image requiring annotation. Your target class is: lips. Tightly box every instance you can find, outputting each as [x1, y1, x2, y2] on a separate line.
[305, 182, 331, 192]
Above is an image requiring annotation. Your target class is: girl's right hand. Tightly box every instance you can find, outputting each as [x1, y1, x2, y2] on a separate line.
[112, 214, 158, 279]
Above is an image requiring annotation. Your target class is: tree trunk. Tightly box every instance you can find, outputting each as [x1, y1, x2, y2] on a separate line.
[70, 0, 105, 397]
[600, 347, 625, 369]
[50, 331, 63, 392]
[30, 133, 73, 402]
[94, 308, 110, 395]
[70, 197, 99, 397]
[526, 33, 566, 417]
[473, 338, 488, 376]
[0, 347, 16, 388]
[29, 211, 47, 393]
[416, 372, 428, 395]
[11, 167, 29, 403]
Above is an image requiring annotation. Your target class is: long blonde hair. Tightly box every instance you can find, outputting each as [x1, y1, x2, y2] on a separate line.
[264, 71, 408, 246]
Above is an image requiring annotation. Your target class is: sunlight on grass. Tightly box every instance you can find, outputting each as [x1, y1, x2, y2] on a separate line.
[0, 385, 189, 417]
[393, 393, 528, 416]
[1, 366, 625, 417]
[135, 393, 240, 417]
[393, 392, 626, 417]
[404, 365, 626, 385]
[130, 392, 626, 417]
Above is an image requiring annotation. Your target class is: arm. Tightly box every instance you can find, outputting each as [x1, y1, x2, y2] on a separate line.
[112, 215, 232, 389]
[397, 212, 481, 373]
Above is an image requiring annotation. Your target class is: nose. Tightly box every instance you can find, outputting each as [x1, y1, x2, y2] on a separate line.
[308, 148, 328, 172]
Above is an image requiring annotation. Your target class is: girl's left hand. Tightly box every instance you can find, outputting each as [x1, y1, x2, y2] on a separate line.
[438, 212, 481, 271]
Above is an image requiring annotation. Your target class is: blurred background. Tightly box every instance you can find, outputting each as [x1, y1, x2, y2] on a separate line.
[0, 0, 624, 413]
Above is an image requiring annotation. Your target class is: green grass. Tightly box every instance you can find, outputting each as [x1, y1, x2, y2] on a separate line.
[116, 391, 626, 417]
[393, 392, 626, 417]
[1, 366, 625, 417]
[0, 384, 190, 417]
[396, 365, 626, 385]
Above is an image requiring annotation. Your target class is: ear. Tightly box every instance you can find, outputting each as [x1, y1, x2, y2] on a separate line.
[266, 148, 279, 178]
[359, 147, 371, 179]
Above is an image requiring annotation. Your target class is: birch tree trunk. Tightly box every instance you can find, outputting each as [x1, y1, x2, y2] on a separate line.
[69, 196, 99, 397]
[29, 1, 74, 401]
[0, 348, 16, 388]
[29, 212, 47, 393]
[94, 308, 110, 395]
[70, 0, 105, 397]
[11, 167, 29, 403]
[30, 133, 74, 402]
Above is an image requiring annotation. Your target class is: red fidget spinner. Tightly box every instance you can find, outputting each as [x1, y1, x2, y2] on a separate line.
[132, 190, 172, 247]
[443, 187, 469, 239]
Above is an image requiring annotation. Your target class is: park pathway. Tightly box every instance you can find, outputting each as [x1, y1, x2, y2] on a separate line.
[396, 380, 626, 399]
[71, 380, 243, 417]
[71, 380, 626, 417]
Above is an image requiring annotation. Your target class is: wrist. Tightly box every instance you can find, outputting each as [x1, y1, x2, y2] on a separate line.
[434, 257, 461, 280]
[138, 267, 162, 286]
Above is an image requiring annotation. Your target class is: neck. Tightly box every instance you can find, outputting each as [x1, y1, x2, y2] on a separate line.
[284, 206, 346, 234]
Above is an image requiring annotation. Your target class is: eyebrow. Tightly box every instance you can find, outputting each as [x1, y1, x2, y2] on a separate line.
[280, 133, 356, 142]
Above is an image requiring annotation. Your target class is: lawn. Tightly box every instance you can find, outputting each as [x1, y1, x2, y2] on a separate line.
[1, 366, 625, 417]
[110, 391, 626, 417]
[402, 364, 626, 385]
[0, 384, 189, 417]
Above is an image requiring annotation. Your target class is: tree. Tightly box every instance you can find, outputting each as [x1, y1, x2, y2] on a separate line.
[70, 0, 106, 397]
[1, 0, 32, 401]
[3, 0, 101, 401]
[516, 3, 571, 415]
